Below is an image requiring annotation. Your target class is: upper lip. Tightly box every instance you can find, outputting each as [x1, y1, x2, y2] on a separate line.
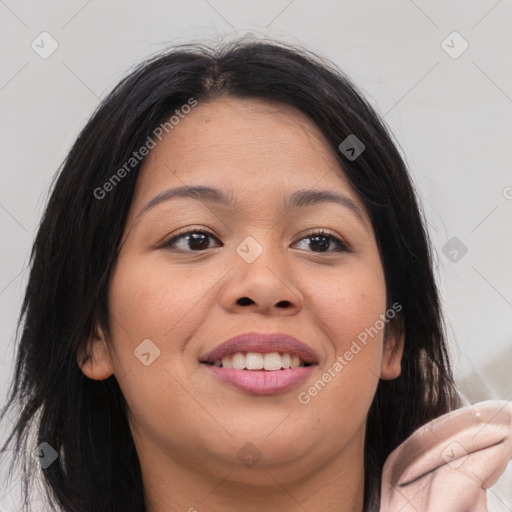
[199, 332, 319, 365]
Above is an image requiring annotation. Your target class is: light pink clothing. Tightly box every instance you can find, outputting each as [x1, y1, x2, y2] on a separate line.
[380, 400, 512, 511]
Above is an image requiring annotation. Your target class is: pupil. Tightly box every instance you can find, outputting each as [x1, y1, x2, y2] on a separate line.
[310, 235, 329, 252]
[189, 233, 208, 250]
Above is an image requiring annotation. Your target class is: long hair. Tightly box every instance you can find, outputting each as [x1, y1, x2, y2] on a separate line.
[0, 37, 458, 511]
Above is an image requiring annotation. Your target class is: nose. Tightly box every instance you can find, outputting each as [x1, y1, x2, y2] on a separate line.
[219, 240, 303, 316]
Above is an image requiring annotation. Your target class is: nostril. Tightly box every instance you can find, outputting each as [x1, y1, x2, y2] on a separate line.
[237, 297, 253, 306]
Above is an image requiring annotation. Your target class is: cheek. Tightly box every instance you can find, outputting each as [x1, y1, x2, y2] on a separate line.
[106, 255, 217, 356]
[105, 257, 220, 451]
[298, 257, 386, 421]
[311, 256, 388, 355]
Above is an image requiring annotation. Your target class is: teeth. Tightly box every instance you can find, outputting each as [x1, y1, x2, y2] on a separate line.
[245, 352, 264, 370]
[212, 352, 308, 370]
[232, 352, 245, 370]
[263, 352, 282, 371]
[290, 354, 301, 368]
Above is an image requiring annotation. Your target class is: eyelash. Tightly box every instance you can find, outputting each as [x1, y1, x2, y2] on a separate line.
[160, 226, 350, 254]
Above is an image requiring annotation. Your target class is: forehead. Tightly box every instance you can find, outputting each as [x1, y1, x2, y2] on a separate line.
[141, 97, 339, 178]
[130, 97, 370, 226]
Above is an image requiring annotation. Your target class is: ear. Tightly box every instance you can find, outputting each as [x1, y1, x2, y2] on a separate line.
[380, 320, 405, 380]
[77, 325, 114, 380]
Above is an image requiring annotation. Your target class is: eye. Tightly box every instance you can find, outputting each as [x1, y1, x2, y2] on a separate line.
[160, 227, 221, 253]
[160, 227, 350, 254]
[293, 230, 350, 253]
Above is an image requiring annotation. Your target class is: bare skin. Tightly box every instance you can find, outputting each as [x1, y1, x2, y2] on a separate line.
[79, 97, 404, 512]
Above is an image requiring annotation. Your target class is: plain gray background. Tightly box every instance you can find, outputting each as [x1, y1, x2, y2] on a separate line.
[1, 1, 511, 510]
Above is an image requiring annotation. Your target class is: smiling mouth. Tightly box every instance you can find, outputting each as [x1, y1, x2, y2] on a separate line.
[202, 351, 313, 371]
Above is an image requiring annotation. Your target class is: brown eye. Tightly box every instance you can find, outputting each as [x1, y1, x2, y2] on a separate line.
[161, 229, 221, 252]
[293, 230, 350, 253]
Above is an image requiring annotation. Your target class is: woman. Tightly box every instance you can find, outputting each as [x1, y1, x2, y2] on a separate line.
[1, 37, 510, 512]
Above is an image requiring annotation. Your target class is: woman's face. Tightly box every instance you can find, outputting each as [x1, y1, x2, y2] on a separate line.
[81, 97, 403, 501]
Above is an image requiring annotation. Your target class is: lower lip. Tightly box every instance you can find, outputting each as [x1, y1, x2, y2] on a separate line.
[204, 365, 315, 395]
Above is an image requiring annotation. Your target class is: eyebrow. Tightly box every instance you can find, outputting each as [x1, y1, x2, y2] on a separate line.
[137, 185, 367, 227]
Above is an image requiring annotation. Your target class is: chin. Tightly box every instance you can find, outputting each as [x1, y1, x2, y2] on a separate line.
[205, 429, 320, 472]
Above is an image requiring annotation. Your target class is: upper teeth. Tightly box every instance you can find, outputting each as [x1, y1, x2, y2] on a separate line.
[214, 352, 304, 370]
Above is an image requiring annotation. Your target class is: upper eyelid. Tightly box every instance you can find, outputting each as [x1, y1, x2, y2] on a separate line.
[166, 227, 343, 241]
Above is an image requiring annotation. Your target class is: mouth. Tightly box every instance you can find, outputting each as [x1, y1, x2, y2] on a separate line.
[199, 332, 318, 395]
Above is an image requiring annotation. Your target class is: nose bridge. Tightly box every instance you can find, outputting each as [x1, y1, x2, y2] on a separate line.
[218, 230, 302, 313]
[234, 224, 290, 273]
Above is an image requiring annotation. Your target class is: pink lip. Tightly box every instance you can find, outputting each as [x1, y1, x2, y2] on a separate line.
[199, 331, 318, 395]
[199, 331, 319, 365]
[205, 366, 315, 395]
